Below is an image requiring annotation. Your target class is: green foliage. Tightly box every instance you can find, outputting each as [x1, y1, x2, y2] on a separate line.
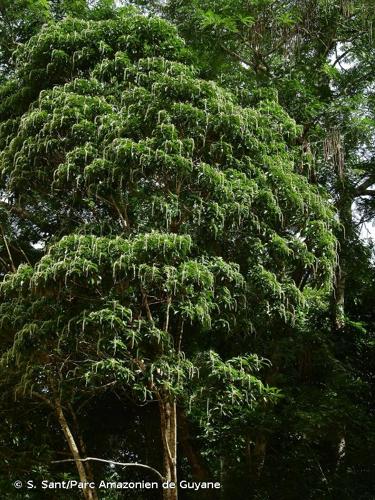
[0, 232, 244, 399]
[1, 4, 373, 500]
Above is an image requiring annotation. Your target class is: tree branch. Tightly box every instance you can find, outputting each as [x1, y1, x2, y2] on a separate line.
[51, 457, 165, 481]
[355, 176, 374, 195]
[0, 225, 16, 272]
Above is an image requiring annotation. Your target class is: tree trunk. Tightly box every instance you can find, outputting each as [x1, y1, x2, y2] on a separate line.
[336, 432, 346, 470]
[69, 404, 98, 498]
[332, 189, 352, 333]
[159, 397, 178, 500]
[54, 399, 96, 500]
[333, 265, 346, 331]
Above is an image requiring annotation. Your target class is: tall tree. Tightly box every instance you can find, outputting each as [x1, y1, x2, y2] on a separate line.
[0, 9, 337, 498]
[128, 1, 375, 496]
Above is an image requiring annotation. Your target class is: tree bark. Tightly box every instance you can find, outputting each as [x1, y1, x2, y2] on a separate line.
[54, 399, 96, 500]
[333, 265, 346, 331]
[336, 431, 346, 470]
[159, 397, 178, 500]
[69, 404, 98, 499]
[332, 185, 352, 332]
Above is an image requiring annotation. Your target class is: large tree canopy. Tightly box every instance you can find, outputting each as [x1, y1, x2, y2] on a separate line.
[0, 4, 373, 500]
[0, 11, 335, 315]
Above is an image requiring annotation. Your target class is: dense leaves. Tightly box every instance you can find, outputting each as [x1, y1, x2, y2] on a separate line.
[0, 3, 373, 500]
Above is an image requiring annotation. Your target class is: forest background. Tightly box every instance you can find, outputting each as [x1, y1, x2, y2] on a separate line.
[0, 1, 374, 499]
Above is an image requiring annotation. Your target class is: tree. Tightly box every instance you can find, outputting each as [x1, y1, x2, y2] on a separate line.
[0, 8, 337, 499]
[127, 1, 375, 496]
[148, 0, 375, 327]
[0, 232, 253, 499]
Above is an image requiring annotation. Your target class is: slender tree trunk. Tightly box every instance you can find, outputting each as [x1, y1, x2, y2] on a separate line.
[159, 397, 178, 500]
[54, 399, 96, 500]
[332, 188, 352, 332]
[69, 404, 98, 499]
[333, 265, 346, 330]
[336, 431, 346, 470]
[323, 128, 352, 333]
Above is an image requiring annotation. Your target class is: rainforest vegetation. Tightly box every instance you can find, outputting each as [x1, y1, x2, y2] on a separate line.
[0, 1, 374, 499]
